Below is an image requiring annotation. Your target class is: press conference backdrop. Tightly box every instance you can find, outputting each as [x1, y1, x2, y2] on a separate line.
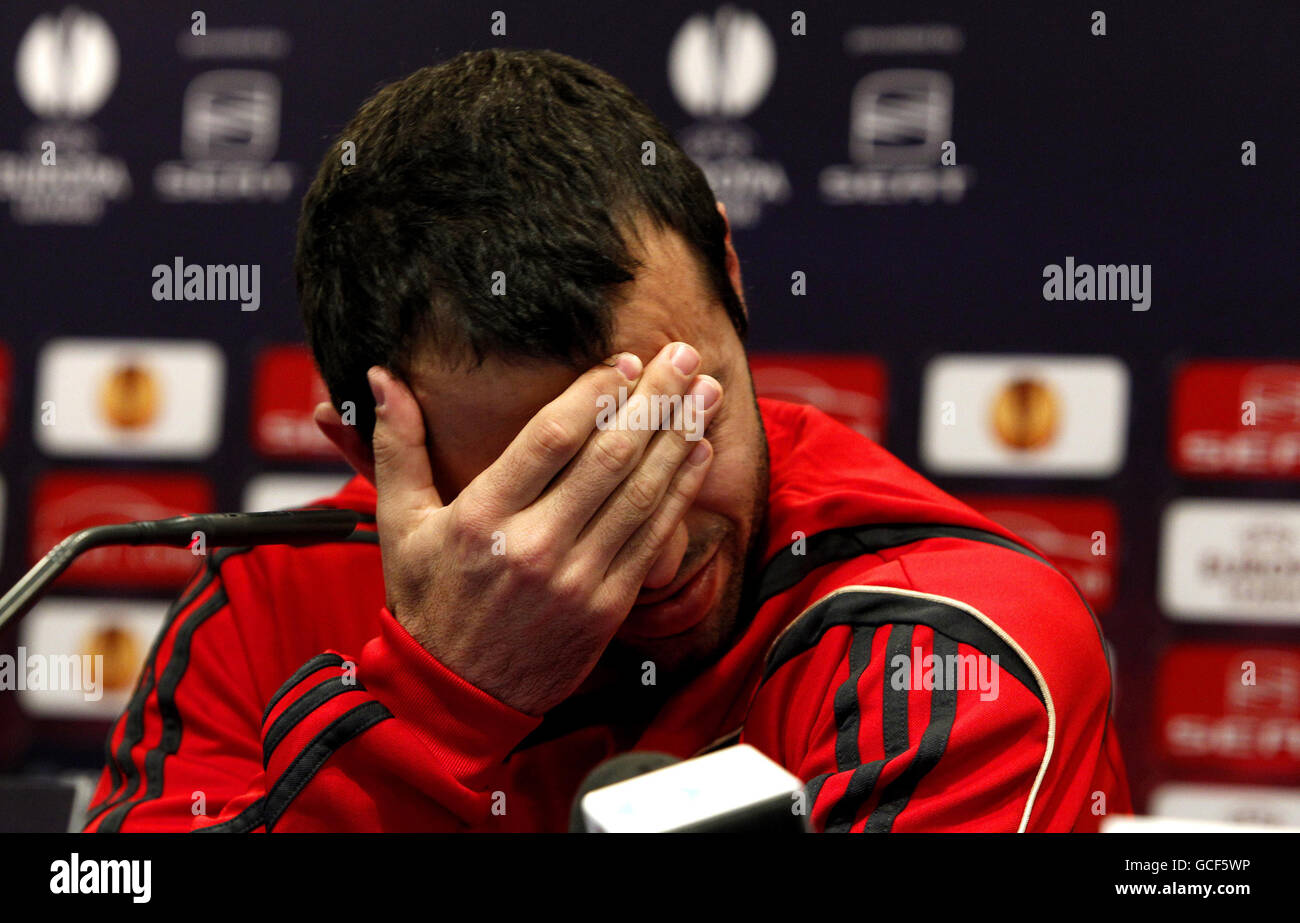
[0, 1, 1296, 828]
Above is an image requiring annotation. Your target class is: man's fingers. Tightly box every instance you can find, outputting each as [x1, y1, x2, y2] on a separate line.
[642, 519, 689, 590]
[470, 354, 642, 513]
[572, 368, 722, 562]
[603, 438, 713, 593]
[369, 366, 442, 525]
[540, 343, 714, 540]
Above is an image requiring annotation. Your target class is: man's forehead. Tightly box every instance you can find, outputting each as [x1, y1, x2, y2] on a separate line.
[416, 323, 712, 433]
[410, 220, 728, 450]
[413, 337, 725, 488]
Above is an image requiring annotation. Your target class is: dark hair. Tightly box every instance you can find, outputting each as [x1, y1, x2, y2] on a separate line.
[295, 48, 746, 443]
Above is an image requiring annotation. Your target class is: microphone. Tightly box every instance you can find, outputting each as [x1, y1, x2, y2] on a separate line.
[569, 751, 678, 832]
[570, 744, 810, 833]
[0, 509, 363, 630]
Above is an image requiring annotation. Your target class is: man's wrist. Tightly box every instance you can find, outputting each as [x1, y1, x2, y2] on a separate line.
[358, 607, 542, 784]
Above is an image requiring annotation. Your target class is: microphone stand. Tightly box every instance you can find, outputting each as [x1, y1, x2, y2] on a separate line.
[0, 509, 362, 631]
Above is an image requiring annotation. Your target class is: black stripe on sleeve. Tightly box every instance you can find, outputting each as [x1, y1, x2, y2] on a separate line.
[262, 701, 393, 832]
[88, 561, 223, 825]
[750, 523, 1081, 834]
[200, 693, 387, 834]
[191, 797, 266, 834]
[261, 653, 345, 725]
[763, 590, 1043, 705]
[802, 772, 831, 821]
[97, 584, 232, 832]
[832, 627, 876, 772]
[262, 674, 367, 767]
[824, 624, 914, 833]
[89, 668, 155, 827]
[753, 521, 1109, 714]
[863, 630, 960, 832]
[90, 522, 376, 831]
[95, 546, 260, 829]
[880, 625, 914, 762]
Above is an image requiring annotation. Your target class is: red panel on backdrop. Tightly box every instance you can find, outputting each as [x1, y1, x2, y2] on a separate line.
[29, 472, 214, 588]
[1171, 361, 1300, 479]
[1155, 644, 1300, 783]
[748, 353, 887, 444]
[251, 344, 337, 459]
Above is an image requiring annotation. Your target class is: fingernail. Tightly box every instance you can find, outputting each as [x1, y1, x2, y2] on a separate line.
[615, 352, 642, 381]
[687, 440, 711, 465]
[689, 375, 721, 410]
[368, 368, 387, 412]
[672, 343, 700, 376]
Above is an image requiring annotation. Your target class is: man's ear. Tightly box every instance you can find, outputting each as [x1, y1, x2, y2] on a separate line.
[314, 401, 376, 484]
[716, 200, 746, 315]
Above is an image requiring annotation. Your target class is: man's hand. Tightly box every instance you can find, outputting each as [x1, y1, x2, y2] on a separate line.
[367, 342, 723, 716]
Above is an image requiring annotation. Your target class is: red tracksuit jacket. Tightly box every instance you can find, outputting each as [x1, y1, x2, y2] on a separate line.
[83, 398, 1130, 832]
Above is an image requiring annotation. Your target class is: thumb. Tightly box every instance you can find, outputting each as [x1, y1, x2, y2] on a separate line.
[368, 366, 442, 524]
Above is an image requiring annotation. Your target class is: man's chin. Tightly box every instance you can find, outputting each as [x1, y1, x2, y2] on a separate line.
[617, 547, 723, 643]
[609, 606, 715, 677]
[606, 546, 748, 682]
[603, 623, 716, 683]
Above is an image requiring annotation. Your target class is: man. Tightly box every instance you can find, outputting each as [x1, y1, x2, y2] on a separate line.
[84, 49, 1129, 832]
